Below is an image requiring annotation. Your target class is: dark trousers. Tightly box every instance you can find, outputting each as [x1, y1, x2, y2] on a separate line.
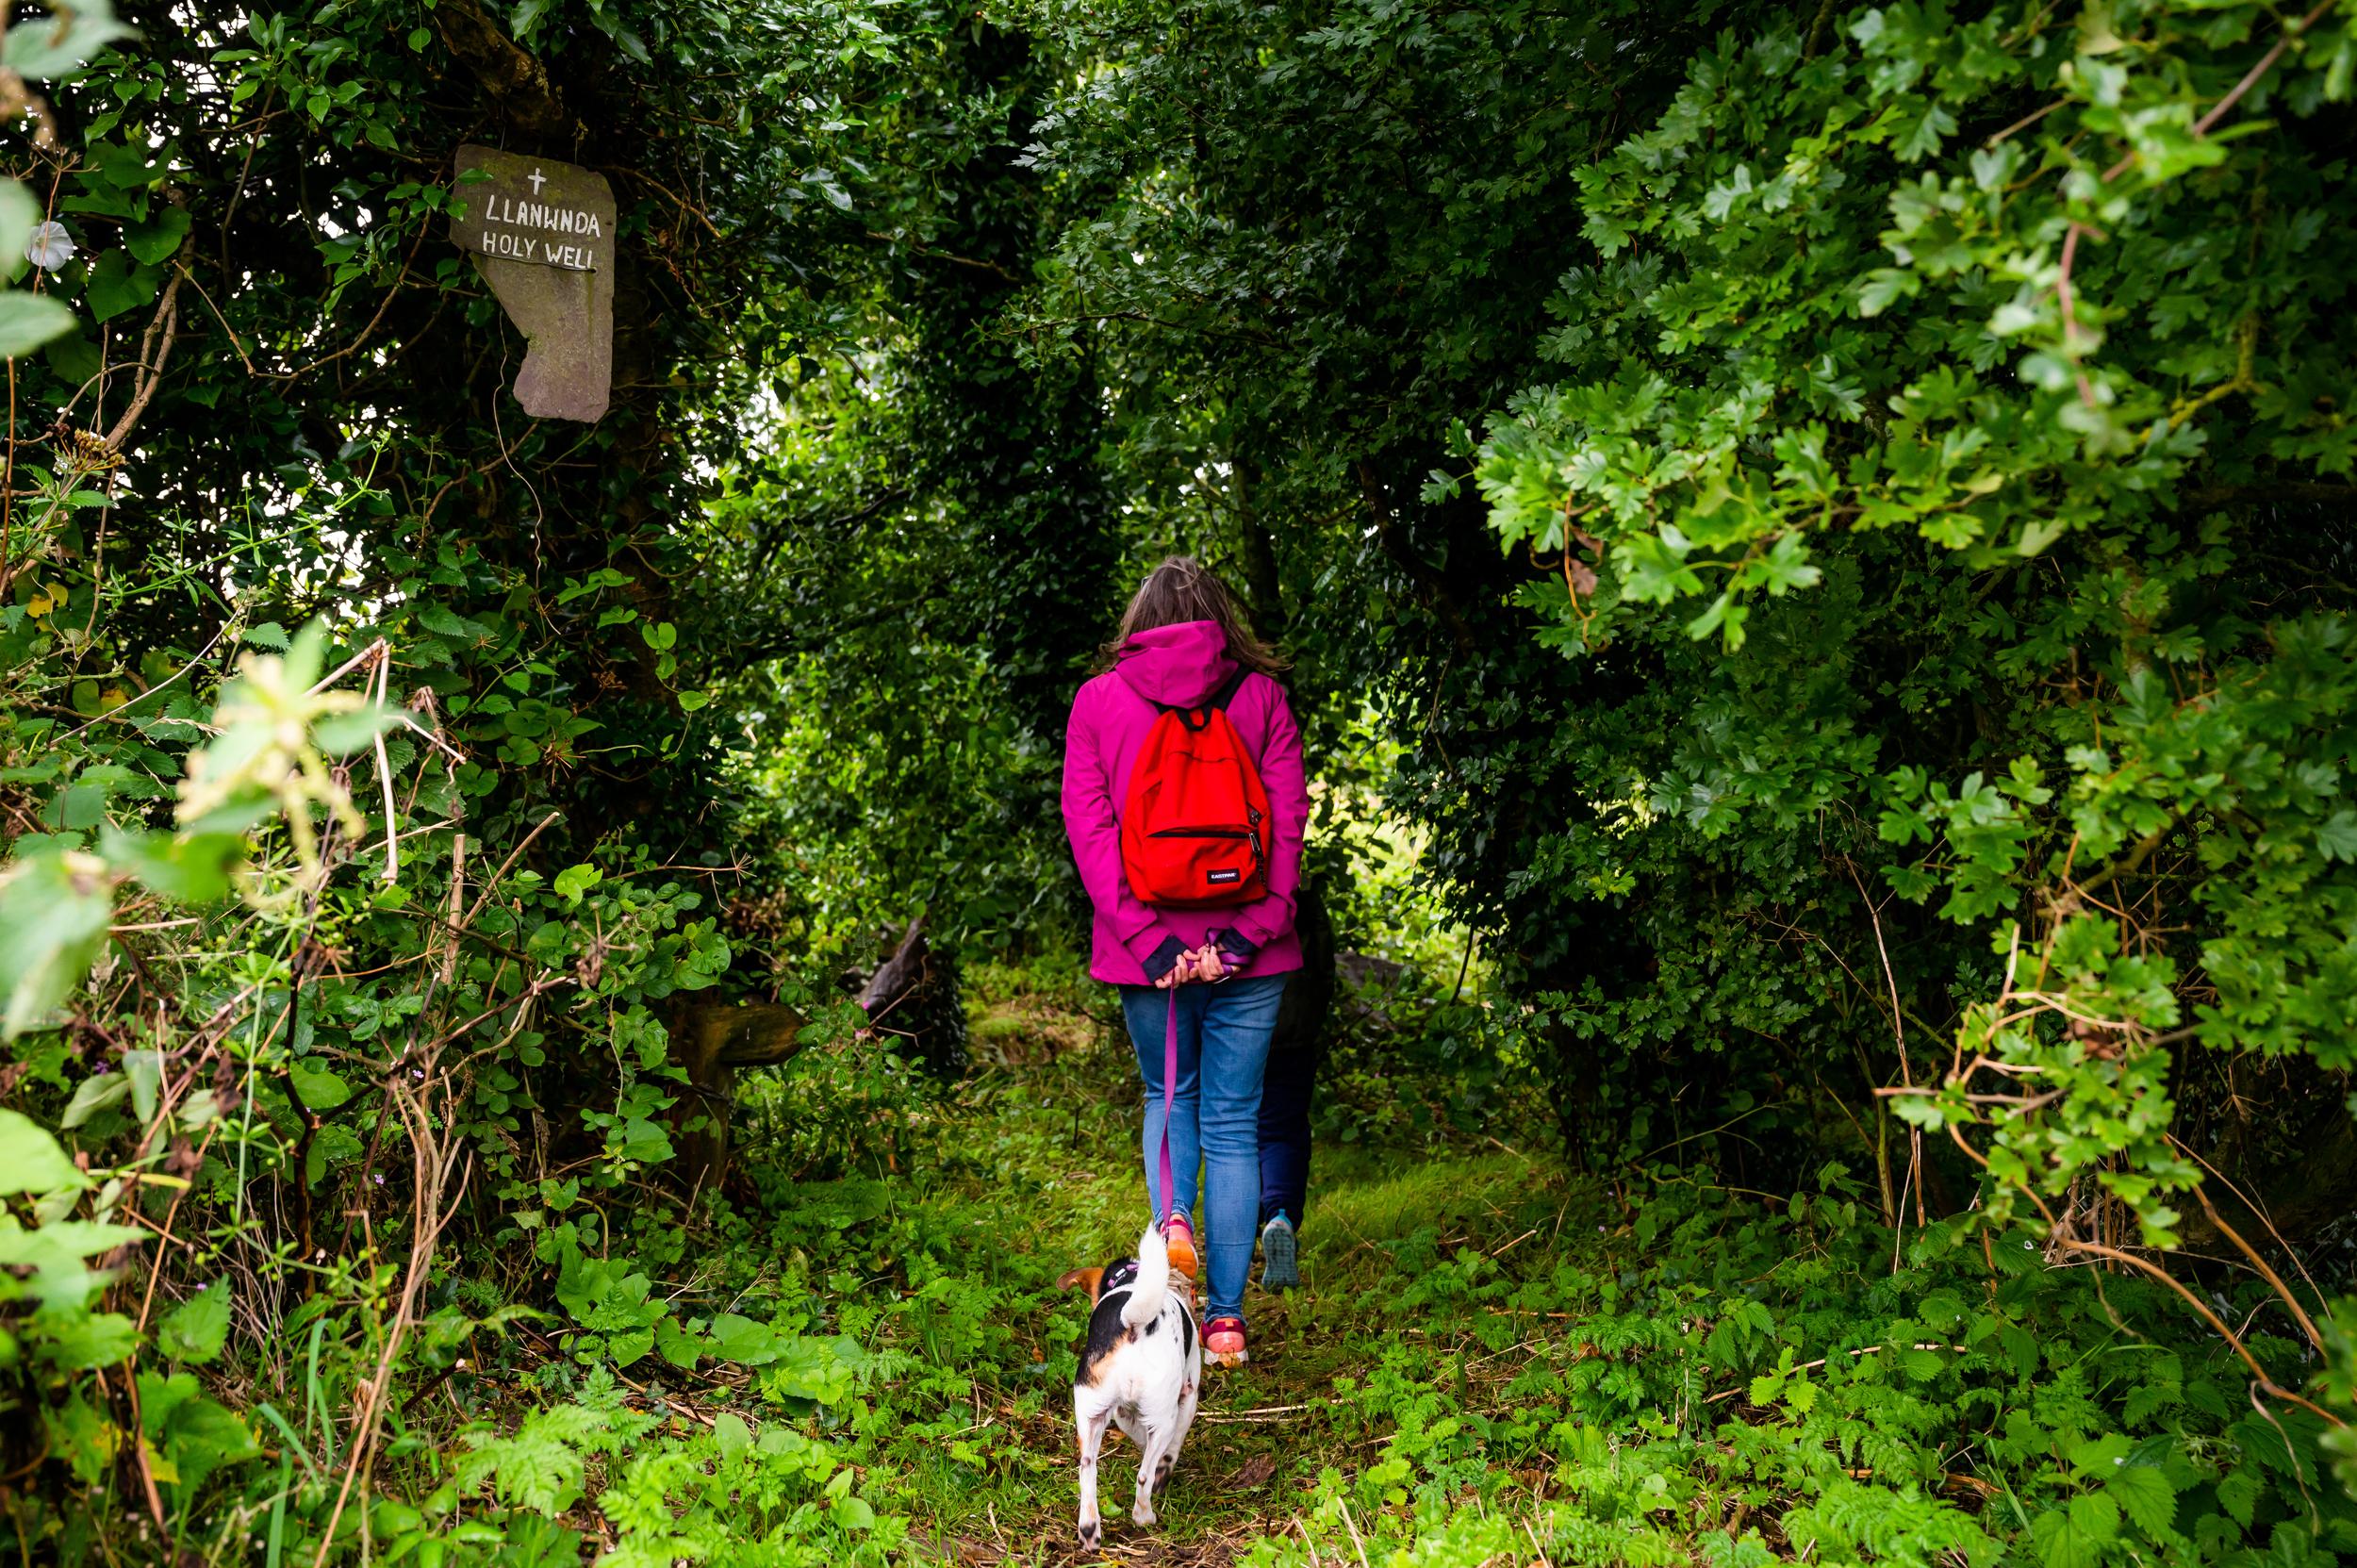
[1257, 1032, 1319, 1226]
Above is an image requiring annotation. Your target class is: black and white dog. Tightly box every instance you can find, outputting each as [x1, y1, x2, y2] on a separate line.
[1058, 1224, 1201, 1546]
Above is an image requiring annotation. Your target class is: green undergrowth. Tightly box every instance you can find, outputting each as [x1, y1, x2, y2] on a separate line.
[307, 962, 2352, 1568]
[31, 963, 2348, 1564]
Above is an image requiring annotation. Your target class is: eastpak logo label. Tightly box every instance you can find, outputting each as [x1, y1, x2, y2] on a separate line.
[1207, 868, 1242, 883]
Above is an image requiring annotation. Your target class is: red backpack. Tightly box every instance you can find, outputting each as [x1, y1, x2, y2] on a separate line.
[1121, 671, 1271, 908]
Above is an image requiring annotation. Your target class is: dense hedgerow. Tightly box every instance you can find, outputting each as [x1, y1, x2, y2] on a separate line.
[4, 0, 2355, 1560]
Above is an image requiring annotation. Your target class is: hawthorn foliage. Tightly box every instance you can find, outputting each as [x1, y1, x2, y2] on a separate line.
[1463, 0, 2357, 1244]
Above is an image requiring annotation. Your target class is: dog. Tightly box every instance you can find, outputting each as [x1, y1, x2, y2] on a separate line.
[1057, 1223, 1201, 1546]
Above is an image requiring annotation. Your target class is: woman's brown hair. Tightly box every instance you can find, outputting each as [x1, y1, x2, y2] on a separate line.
[1097, 556, 1288, 675]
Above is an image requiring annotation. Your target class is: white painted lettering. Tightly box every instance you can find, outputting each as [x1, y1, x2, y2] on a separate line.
[460, 169, 608, 269]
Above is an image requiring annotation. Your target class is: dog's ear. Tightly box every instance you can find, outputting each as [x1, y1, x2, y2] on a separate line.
[1055, 1265, 1105, 1302]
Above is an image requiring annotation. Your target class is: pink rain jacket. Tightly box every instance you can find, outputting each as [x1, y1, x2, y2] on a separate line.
[1061, 620, 1309, 983]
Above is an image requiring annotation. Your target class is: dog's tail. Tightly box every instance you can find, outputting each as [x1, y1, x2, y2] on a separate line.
[1121, 1223, 1169, 1330]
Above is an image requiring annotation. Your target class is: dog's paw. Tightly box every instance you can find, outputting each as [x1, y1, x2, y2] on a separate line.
[1077, 1515, 1101, 1549]
[1130, 1502, 1158, 1528]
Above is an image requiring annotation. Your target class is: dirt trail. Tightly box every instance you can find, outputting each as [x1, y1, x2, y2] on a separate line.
[911, 988, 1556, 1565]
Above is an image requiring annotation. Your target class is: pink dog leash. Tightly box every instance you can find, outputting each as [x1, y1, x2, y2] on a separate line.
[1158, 987, 1177, 1225]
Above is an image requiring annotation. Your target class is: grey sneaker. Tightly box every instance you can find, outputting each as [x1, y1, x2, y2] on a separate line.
[1259, 1213, 1299, 1292]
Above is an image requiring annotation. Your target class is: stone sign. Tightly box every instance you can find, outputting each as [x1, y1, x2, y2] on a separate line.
[449, 145, 616, 422]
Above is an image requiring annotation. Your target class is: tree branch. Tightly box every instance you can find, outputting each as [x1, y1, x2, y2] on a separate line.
[434, 0, 572, 142]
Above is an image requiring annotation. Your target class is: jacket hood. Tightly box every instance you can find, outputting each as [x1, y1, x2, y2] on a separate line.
[1114, 619, 1239, 708]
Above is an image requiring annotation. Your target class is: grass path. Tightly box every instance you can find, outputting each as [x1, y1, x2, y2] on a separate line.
[717, 975, 2357, 1568]
[875, 981, 1581, 1565]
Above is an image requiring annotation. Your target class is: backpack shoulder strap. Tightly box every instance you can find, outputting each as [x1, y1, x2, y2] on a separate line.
[1147, 668, 1251, 727]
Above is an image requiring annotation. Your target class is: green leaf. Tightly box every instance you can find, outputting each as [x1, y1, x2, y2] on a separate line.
[58, 1070, 128, 1128]
[83, 248, 157, 322]
[124, 206, 188, 266]
[1757, 533, 1822, 596]
[0, 289, 76, 357]
[457, 1403, 599, 1515]
[2216, 1467, 2260, 1527]
[1857, 267, 1918, 317]
[655, 1314, 708, 1371]
[2032, 1496, 2116, 1568]
[415, 602, 492, 642]
[287, 1057, 352, 1111]
[0, 180, 41, 285]
[552, 864, 602, 905]
[0, 849, 113, 1036]
[122, 1048, 160, 1125]
[761, 1334, 865, 1405]
[154, 1387, 259, 1494]
[706, 1313, 783, 1365]
[311, 707, 396, 754]
[306, 1123, 361, 1188]
[0, 1219, 139, 1275]
[1896, 101, 1958, 162]
[157, 1279, 231, 1363]
[41, 1311, 138, 1370]
[104, 827, 243, 903]
[44, 1393, 118, 1483]
[1618, 531, 1702, 602]
[2316, 809, 2357, 863]
[4, 0, 134, 78]
[1895, 1347, 1944, 1381]
[2108, 1464, 2177, 1539]
[2069, 1491, 2120, 1542]
[241, 620, 290, 651]
[0, 1108, 86, 1193]
[42, 326, 99, 383]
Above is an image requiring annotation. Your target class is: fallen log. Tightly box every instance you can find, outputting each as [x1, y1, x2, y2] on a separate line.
[667, 999, 808, 1197]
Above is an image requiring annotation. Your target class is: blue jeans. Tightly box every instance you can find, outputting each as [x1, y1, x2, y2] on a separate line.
[1120, 973, 1289, 1322]
[1258, 1029, 1319, 1227]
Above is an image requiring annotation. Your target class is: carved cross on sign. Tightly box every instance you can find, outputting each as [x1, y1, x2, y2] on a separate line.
[448, 145, 617, 422]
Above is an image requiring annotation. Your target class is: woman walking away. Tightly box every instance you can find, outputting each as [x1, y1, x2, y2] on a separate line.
[1062, 557, 1309, 1367]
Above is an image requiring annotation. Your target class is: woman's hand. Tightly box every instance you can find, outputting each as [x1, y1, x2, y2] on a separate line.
[1153, 946, 1228, 987]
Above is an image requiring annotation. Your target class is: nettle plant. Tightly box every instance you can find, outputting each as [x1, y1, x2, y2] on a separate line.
[1470, 0, 2357, 1260]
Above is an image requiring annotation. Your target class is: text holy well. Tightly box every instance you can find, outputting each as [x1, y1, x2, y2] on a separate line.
[472, 192, 604, 270]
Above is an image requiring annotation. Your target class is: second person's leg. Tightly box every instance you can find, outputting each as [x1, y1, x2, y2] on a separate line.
[1194, 974, 1288, 1329]
[1257, 1038, 1313, 1227]
[1256, 1035, 1315, 1288]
